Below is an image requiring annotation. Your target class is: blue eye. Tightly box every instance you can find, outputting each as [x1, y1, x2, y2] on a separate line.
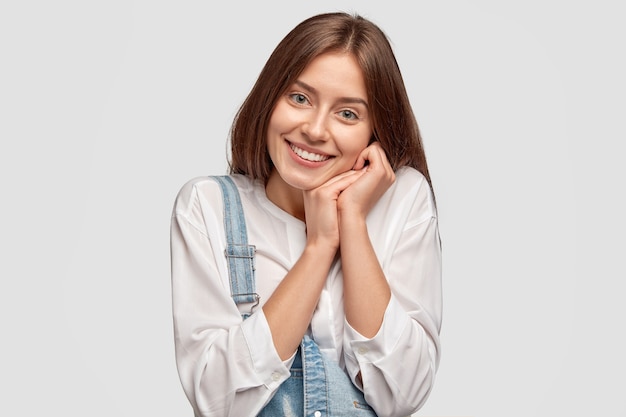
[290, 93, 309, 105]
[340, 110, 358, 120]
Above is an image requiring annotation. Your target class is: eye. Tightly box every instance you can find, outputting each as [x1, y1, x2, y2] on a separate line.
[289, 93, 309, 105]
[339, 109, 358, 121]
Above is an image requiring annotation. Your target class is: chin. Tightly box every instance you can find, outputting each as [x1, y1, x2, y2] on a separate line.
[283, 176, 322, 191]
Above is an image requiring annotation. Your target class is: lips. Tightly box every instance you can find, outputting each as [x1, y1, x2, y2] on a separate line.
[288, 142, 332, 162]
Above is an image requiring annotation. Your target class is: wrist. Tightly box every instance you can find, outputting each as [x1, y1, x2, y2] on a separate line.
[304, 238, 339, 259]
[338, 208, 367, 228]
[338, 216, 369, 244]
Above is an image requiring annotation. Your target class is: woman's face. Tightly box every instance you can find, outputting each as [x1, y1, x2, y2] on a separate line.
[266, 52, 372, 192]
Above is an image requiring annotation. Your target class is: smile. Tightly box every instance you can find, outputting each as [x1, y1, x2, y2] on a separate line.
[289, 142, 331, 162]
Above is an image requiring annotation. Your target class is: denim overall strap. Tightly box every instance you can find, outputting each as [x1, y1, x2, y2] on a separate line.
[210, 176, 259, 318]
[301, 335, 328, 417]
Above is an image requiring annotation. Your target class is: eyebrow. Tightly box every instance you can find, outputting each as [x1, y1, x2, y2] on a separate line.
[294, 80, 369, 108]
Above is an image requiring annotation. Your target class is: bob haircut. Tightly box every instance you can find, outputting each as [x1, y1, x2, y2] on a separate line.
[229, 12, 434, 192]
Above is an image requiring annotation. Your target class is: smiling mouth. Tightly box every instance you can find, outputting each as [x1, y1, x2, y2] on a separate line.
[288, 142, 332, 162]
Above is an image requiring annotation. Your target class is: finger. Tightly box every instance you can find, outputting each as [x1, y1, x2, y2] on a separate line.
[353, 145, 374, 170]
[369, 144, 394, 176]
[321, 169, 366, 192]
[353, 142, 385, 171]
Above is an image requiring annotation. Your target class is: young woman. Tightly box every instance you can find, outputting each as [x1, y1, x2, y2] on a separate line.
[171, 12, 442, 417]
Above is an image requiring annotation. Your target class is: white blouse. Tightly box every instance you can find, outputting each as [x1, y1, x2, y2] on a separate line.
[170, 166, 442, 417]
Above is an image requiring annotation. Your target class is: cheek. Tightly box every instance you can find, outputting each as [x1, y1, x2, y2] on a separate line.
[267, 111, 281, 135]
[268, 101, 296, 132]
[340, 128, 372, 156]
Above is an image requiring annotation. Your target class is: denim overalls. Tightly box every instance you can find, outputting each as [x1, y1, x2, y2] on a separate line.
[212, 176, 378, 417]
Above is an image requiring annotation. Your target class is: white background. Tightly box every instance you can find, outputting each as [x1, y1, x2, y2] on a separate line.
[1, 1, 624, 416]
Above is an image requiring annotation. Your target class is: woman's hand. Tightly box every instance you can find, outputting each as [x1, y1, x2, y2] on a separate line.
[302, 168, 366, 250]
[338, 142, 395, 220]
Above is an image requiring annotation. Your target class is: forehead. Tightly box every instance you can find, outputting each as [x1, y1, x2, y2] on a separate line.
[297, 52, 367, 100]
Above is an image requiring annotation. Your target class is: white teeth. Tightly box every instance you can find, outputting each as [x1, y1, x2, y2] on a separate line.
[290, 143, 330, 162]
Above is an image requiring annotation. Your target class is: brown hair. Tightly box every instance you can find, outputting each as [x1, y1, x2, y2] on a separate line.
[229, 12, 434, 192]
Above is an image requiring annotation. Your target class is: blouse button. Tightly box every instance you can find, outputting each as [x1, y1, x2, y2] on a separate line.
[271, 372, 280, 381]
[357, 347, 368, 355]
[314, 411, 321, 417]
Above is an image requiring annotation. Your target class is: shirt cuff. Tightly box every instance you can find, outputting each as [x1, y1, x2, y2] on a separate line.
[240, 309, 293, 389]
[344, 294, 410, 364]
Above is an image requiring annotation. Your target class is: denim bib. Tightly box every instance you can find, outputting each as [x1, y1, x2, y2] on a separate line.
[211, 176, 378, 417]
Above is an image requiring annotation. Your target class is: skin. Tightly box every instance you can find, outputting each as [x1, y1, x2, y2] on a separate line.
[262, 52, 396, 365]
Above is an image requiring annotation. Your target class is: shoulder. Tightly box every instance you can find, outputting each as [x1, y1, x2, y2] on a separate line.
[394, 167, 435, 207]
[383, 167, 437, 226]
[172, 176, 219, 217]
[172, 175, 256, 218]
[394, 166, 429, 190]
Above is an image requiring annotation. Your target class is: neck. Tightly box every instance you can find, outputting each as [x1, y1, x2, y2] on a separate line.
[265, 169, 305, 221]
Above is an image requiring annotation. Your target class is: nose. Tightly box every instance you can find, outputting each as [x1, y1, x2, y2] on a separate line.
[302, 110, 330, 142]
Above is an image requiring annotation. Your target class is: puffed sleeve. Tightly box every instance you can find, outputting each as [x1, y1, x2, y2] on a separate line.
[343, 169, 442, 417]
[170, 178, 291, 417]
